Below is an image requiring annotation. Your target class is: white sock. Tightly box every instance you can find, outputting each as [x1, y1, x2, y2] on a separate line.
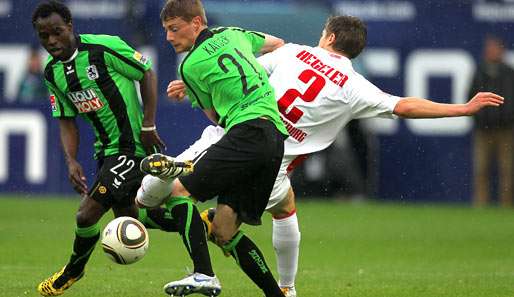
[135, 175, 173, 208]
[272, 212, 300, 288]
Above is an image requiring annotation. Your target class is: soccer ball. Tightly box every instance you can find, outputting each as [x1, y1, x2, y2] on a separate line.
[101, 216, 149, 265]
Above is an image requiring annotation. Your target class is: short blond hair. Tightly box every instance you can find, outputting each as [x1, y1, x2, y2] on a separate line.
[160, 0, 208, 25]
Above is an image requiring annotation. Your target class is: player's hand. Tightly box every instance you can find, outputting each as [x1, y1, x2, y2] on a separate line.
[67, 159, 88, 195]
[141, 129, 166, 154]
[465, 92, 504, 115]
[167, 80, 186, 102]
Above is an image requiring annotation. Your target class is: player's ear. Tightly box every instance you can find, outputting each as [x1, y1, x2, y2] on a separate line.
[192, 16, 204, 32]
[327, 33, 336, 46]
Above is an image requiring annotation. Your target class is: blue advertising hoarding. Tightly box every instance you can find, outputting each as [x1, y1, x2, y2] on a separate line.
[0, 0, 513, 202]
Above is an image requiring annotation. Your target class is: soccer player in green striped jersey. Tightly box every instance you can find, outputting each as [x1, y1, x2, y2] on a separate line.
[32, 1, 166, 296]
[136, 1, 287, 297]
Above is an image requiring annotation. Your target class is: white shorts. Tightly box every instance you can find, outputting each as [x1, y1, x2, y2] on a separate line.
[179, 125, 295, 210]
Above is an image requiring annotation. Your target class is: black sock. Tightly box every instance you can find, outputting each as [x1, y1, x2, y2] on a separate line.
[224, 232, 284, 297]
[55, 224, 100, 288]
[170, 202, 214, 276]
[139, 207, 178, 232]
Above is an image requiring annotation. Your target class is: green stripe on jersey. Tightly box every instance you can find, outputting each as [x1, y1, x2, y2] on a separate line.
[44, 34, 151, 159]
[180, 27, 288, 136]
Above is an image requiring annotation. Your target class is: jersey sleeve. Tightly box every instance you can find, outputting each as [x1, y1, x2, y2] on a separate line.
[104, 37, 152, 81]
[240, 28, 266, 54]
[45, 80, 77, 118]
[257, 43, 294, 75]
[345, 74, 401, 119]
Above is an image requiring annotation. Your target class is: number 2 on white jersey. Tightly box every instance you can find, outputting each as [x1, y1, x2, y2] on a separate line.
[277, 69, 326, 123]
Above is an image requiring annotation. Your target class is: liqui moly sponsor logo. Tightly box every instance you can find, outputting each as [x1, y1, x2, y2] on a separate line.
[67, 89, 104, 113]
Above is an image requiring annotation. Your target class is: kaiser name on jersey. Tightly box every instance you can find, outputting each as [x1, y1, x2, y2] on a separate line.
[296, 50, 349, 88]
[202, 36, 230, 56]
[67, 89, 104, 113]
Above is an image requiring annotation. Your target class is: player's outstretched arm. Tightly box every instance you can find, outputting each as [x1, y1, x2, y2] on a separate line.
[393, 92, 504, 118]
[259, 34, 285, 54]
[140, 69, 166, 153]
[58, 118, 87, 195]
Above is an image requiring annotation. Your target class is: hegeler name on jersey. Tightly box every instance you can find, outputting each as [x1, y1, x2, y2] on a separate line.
[296, 50, 349, 88]
[67, 89, 104, 113]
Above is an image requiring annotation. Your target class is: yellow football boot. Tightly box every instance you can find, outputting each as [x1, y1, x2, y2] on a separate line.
[140, 153, 193, 179]
[37, 266, 84, 296]
[200, 207, 216, 243]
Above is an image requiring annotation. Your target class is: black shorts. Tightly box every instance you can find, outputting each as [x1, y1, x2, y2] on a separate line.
[180, 118, 285, 225]
[89, 154, 144, 209]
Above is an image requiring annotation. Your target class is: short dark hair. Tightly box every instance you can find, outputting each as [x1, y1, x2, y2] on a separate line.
[32, 0, 72, 27]
[160, 0, 207, 25]
[324, 15, 367, 59]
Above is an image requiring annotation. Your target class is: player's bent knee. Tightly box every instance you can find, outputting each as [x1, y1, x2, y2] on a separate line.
[211, 204, 240, 245]
[269, 188, 296, 219]
[171, 178, 190, 197]
[76, 209, 98, 227]
[211, 223, 234, 246]
[76, 197, 107, 226]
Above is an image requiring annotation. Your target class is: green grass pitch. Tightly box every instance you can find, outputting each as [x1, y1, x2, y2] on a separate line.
[2, 196, 514, 297]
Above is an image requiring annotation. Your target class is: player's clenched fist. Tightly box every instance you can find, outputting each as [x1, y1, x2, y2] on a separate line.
[167, 80, 186, 101]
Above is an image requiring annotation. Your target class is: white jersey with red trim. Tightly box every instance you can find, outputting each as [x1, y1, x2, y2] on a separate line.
[258, 43, 401, 156]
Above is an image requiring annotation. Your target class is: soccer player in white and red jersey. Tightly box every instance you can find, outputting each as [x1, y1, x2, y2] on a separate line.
[137, 15, 503, 297]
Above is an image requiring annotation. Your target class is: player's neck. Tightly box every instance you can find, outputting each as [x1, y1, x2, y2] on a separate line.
[320, 45, 348, 59]
[61, 49, 78, 63]
[194, 26, 209, 39]
[60, 36, 78, 62]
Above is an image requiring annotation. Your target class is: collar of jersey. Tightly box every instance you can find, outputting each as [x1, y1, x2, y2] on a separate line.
[192, 28, 214, 50]
[316, 46, 352, 67]
[61, 49, 78, 63]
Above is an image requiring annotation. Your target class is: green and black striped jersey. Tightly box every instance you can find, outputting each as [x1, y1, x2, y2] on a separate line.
[44, 34, 151, 159]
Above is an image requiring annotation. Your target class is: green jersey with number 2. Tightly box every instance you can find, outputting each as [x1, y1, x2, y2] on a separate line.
[180, 27, 288, 136]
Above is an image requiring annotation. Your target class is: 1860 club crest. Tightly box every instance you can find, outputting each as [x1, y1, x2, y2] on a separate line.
[86, 65, 99, 80]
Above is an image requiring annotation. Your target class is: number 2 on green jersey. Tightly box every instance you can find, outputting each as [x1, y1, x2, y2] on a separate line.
[218, 48, 262, 95]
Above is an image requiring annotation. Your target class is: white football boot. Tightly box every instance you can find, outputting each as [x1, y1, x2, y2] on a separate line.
[163, 273, 221, 297]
